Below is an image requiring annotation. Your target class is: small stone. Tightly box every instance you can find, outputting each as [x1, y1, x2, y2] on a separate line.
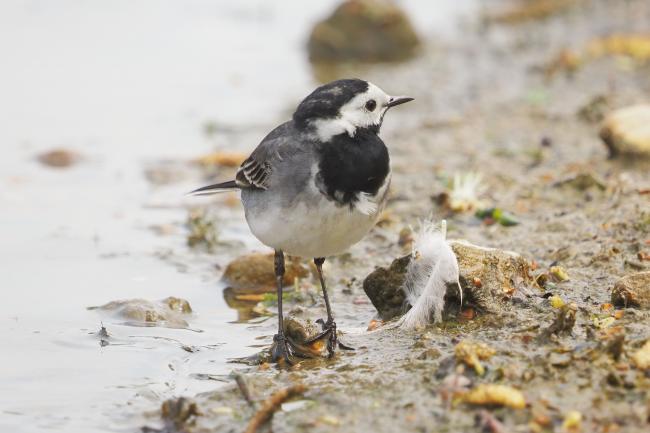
[459, 307, 476, 321]
[553, 172, 607, 191]
[223, 253, 309, 294]
[367, 319, 383, 331]
[318, 415, 341, 426]
[416, 348, 441, 360]
[164, 296, 193, 314]
[600, 104, 650, 158]
[37, 148, 80, 168]
[631, 340, 650, 370]
[548, 352, 572, 368]
[194, 151, 247, 168]
[611, 271, 650, 309]
[88, 297, 192, 328]
[307, 0, 420, 64]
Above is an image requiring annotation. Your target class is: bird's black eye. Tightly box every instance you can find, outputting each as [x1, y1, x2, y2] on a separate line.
[365, 99, 377, 112]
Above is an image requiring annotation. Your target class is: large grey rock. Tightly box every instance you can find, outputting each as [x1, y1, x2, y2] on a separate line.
[222, 253, 309, 294]
[362, 240, 533, 319]
[363, 255, 412, 320]
[307, 0, 420, 64]
[449, 240, 533, 313]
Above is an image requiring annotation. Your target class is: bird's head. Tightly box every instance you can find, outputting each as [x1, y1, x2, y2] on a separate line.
[293, 78, 413, 141]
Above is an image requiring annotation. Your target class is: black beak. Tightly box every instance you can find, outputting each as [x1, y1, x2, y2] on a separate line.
[386, 96, 414, 108]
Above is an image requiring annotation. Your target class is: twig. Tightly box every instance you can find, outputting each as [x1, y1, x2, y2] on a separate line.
[234, 373, 256, 408]
[243, 384, 307, 433]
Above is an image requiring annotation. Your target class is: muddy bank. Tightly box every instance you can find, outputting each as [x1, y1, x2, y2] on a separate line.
[141, 1, 650, 432]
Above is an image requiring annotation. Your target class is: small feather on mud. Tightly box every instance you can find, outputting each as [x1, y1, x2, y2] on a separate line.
[399, 220, 462, 329]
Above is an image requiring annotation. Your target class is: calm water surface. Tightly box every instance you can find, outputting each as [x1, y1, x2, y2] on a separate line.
[0, 1, 476, 431]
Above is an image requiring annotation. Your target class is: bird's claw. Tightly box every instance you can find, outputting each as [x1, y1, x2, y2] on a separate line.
[271, 333, 294, 366]
[305, 318, 344, 358]
[338, 340, 355, 351]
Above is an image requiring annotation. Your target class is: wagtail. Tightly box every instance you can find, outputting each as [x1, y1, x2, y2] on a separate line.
[191, 79, 413, 363]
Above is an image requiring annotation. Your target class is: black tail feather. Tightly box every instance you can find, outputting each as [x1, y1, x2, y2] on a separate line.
[187, 180, 239, 196]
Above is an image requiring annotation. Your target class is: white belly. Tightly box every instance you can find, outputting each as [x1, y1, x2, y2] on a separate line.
[245, 193, 379, 258]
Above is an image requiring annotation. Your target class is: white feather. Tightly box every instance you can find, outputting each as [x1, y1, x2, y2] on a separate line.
[399, 219, 462, 330]
[354, 174, 391, 216]
[355, 192, 379, 216]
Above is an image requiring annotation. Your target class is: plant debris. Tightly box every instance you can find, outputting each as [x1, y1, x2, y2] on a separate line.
[547, 35, 650, 77]
[549, 266, 569, 282]
[455, 340, 496, 376]
[243, 384, 307, 433]
[186, 208, 219, 251]
[460, 384, 526, 409]
[445, 172, 486, 213]
[475, 208, 520, 227]
[540, 302, 577, 339]
[194, 151, 247, 168]
[553, 172, 607, 191]
[484, 0, 579, 25]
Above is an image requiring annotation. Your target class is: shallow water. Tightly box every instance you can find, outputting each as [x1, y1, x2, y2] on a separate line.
[0, 1, 477, 432]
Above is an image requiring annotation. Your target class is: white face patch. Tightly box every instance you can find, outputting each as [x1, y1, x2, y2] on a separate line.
[311, 82, 392, 142]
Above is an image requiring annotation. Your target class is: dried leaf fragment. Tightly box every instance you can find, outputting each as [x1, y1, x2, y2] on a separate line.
[550, 266, 569, 282]
[455, 340, 496, 376]
[562, 410, 582, 432]
[195, 151, 247, 168]
[461, 384, 526, 409]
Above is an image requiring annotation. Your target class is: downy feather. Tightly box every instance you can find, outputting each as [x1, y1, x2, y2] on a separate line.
[399, 220, 462, 329]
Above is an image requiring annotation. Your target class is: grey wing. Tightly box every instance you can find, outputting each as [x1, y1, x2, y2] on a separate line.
[236, 157, 271, 189]
[235, 121, 298, 190]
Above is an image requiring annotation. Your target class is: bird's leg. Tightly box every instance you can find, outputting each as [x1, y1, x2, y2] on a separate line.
[305, 257, 340, 357]
[270, 250, 293, 365]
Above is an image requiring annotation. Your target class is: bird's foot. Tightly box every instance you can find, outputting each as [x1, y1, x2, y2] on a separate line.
[271, 333, 296, 366]
[305, 318, 336, 357]
[304, 318, 354, 357]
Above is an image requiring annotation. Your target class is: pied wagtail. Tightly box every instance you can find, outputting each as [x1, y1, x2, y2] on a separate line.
[191, 79, 413, 364]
